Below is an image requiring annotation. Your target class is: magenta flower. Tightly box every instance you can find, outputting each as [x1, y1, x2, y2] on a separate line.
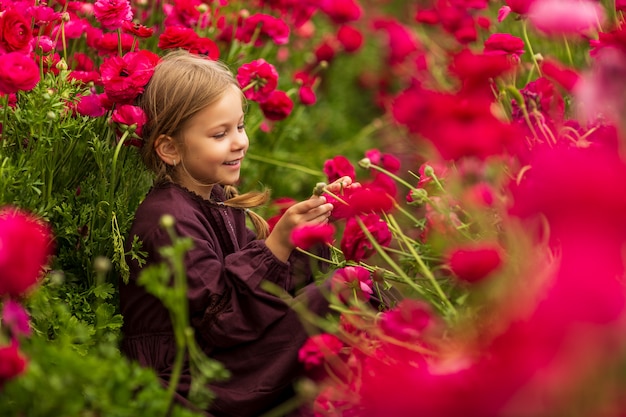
[319, 0, 363, 24]
[298, 333, 344, 372]
[291, 223, 335, 250]
[100, 50, 159, 104]
[540, 58, 581, 92]
[379, 299, 434, 342]
[340, 213, 392, 262]
[236, 59, 279, 102]
[324, 155, 356, 182]
[0, 8, 33, 54]
[259, 90, 294, 121]
[111, 104, 147, 144]
[157, 26, 199, 50]
[446, 242, 504, 283]
[237, 14, 290, 46]
[331, 266, 373, 303]
[364, 149, 401, 173]
[2, 299, 31, 338]
[528, 0, 605, 37]
[0, 341, 27, 388]
[483, 33, 525, 59]
[337, 25, 363, 53]
[93, 0, 133, 31]
[0, 208, 53, 298]
[0, 53, 40, 94]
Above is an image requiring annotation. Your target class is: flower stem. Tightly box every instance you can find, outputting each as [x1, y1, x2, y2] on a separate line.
[522, 21, 542, 79]
[245, 152, 324, 176]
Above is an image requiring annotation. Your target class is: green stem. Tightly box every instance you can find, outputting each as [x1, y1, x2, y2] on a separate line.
[562, 36, 574, 67]
[245, 152, 324, 176]
[368, 163, 416, 191]
[522, 21, 542, 79]
[295, 246, 342, 266]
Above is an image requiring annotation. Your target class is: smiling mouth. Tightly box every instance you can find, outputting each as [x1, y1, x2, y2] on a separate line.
[223, 159, 241, 166]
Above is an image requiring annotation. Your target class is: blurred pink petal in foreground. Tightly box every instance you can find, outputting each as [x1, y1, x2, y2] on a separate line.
[528, 0, 605, 36]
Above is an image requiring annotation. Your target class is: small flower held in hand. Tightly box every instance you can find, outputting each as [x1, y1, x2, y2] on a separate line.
[291, 223, 335, 250]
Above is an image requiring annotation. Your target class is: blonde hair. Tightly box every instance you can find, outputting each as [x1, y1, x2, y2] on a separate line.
[137, 49, 270, 238]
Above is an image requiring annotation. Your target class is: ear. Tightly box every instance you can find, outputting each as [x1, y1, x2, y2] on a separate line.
[155, 135, 181, 166]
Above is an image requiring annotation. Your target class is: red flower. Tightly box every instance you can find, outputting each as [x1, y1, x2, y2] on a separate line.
[364, 149, 401, 173]
[379, 299, 434, 342]
[337, 25, 363, 53]
[298, 333, 344, 372]
[0, 208, 53, 297]
[158, 26, 198, 50]
[2, 299, 31, 338]
[340, 213, 392, 262]
[237, 13, 290, 46]
[189, 37, 220, 60]
[324, 155, 356, 182]
[93, 0, 132, 31]
[236, 59, 279, 102]
[540, 58, 580, 92]
[291, 223, 335, 250]
[74, 93, 107, 117]
[319, 0, 363, 24]
[0, 342, 27, 387]
[483, 33, 525, 58]
[259, 90, 293, 121]
[100, 50, 159, 104]
[447, 242, 504, 283]
[331, 266, 373, 303]
[0, 53, 40, 94]
[111, 104, 147, 143]
[294, 70, 319, 105]
[122, 21, 154, 38]
[0, 8, 32, 54]
[373, 18, 420, 66]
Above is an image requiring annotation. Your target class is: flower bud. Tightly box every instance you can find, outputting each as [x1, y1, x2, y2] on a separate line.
[46, 111, 57, 120]
[94, 256, 112, 274]
[160, 214, 175, 228]
[313, 182, 327, 196]
[196, 3, 208, 13]
[358, 157, 371, 169]
[409, 188, 428, 204]
[56, 59, 68, 71]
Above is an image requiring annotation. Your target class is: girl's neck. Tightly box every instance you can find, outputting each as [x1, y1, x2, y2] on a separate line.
[176, 178, 214, 200]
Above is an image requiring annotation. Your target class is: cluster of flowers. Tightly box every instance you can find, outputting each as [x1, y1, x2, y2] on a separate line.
[0, 208, 53, 389]
[0, 0, 368, 143]
[260, 0, 626, 416]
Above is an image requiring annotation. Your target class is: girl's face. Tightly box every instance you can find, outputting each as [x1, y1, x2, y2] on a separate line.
[177, 85, 248, 197]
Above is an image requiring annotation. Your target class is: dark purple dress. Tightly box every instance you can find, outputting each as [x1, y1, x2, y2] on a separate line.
[120, 182, 330, 417]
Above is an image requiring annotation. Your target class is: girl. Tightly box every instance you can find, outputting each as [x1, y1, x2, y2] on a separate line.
[119, 50, 353, 417]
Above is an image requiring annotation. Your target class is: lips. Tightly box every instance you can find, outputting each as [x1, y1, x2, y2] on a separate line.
[223, 158, 242, 166]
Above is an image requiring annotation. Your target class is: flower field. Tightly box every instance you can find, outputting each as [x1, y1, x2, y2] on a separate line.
[1, 0, 626, 416]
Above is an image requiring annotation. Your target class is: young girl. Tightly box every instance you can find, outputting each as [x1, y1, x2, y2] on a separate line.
[119, 50, 352, 416]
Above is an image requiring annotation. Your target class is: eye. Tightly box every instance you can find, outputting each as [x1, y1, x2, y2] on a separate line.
[212, 131, 226, 139]
[237, 122, 246, 131]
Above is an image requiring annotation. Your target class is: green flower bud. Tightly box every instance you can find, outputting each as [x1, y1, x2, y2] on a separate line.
[160, 214, 175, 228]
[94, 256, 112, 274]
[313, 182, 327, 196]
[358, 157, 371, 169]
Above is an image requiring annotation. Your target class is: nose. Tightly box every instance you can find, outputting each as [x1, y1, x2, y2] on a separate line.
[232, 128, 248, 151]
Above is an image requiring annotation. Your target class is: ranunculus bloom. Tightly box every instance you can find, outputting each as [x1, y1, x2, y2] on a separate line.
[298, 333, 344, 372]
[340, 213, 392, 262]
[0, 342, 27, 387]
[379, 299, 434, 342]
[0, 8, 32, 54]
[528, 0, 605, 37]
[483, 33, 525, 59]
[291, 223, 335, 250]
[236, 13, 290, 46]
[324, 155, 356, 182]
[541, 58, 581, 92]
[319, 0, 363, 24]
[189, 37, 220, 60]
[331, 266, 373, 303]
[0, 208, 53, 297]
[2, 299, 31, 338]
[447, 243, 504, 283]
[236, 59, 279, 102]
[259, 90, 294, 121]
[337, 25, 363, 52]
[364, 149, 401, 173]
[122, 21, 154, 38]
[100, 50, 159, 104]
[111, 104, 147, 143]
[0, 52, 40, 95]
[158, 26, 199, 50]
[93, 0, 132, 30]
[372, 18, 420, 66]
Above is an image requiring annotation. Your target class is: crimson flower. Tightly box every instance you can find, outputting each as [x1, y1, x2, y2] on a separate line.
[0, 53, 40, 94]
[528, 0, 604, 37]
[483, 33, 525, 59]
[294, 70, 319, 105]
[2, 299, 31, 338]
[364, 149, 401, 173]
[291, 223, 335, 250]
[540, 58, 580, 92]
[259, 90, 293, 121]
[158, 26, 199, 50]
[111, 104, 147, 145]
[340, 213, 392, 262]
[337, 25, 363, 53]
[0, 8, 32, 54]
[298, 333, 344, 373]
[0, 342, 27, 388]
[189, 37, 220, 60]
[93, 0, 133, 31]
[379, 299, 434, 342]
[100, 50, 159, 104]
[373, 18, 420, 66]
[122, 21, 154, 38]
[331, 266, 373, 303]
[446, 242, 504, 283]
[0, 207, 53, 298]
[324, 155, 356, 182]
[236, 59, 279, 102]
[319, 0, 363, 24]
[237, 13, 290, 46]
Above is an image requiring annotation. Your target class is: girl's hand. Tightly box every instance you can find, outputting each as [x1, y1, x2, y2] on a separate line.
[325, 176, 360, 195]
[265, 196, 333, 262]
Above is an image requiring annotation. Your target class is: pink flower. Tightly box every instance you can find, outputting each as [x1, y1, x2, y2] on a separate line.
[259, 90, 294, 121]
[379, 299, 434, 342]
[483, 33, 525, 58]
[331, 266, 373, 303]
[0, 341, 27, 388]
[0, 53, 40, 94]
[328, 186, 395, 220]
[122, 21, 154, 38]
[100, 50, 159, 104]
[0, 8, 32, 54]
[298, 333, 344, 371]
[340, 214, 392, 262]
[337, 25, 363, 52]
[373, 18, 420, 66]
[189, 37, 220, 60]
[237, 13, 290, 46]
[364, 149, 401, 173]
[528, 0, 605, 37]
[324, 156, 356, 182]
[2, 300, 31, 338]
[236, 59, 279, 102]
[0, 208, 53, 298]
[111, 104, 147, 143]
[291, 223, 335, 250]
[319, 0, 363, 24]
[93, 0, 132, 31]
[447, 242, 504, 283]
[540, 58, 581, 92]
[158, 26, 198, 50]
